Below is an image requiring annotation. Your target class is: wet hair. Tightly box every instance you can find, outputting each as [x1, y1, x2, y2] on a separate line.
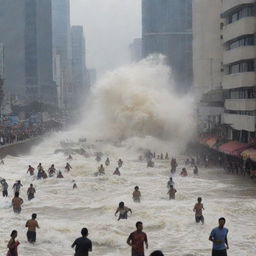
[219, 217, 226, 222]
[10, 230, 17, 237]
[32, 213, 37, 219]
[136, 221, 143, 228]
[119, 201, 124, 207]
[15, 192, 19, 197]
[197, 197, 202, 202]
[81, 228, 88, 236]
[135, 186, 139, 190]
[30, 184, 33, 186]
[150, 251, 164, 256]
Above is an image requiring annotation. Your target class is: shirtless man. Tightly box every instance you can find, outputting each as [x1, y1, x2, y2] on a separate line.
[65, 163, 72, 172]
[193, 197, 205, 224]
[133, 186, 141, 203]
[27, 184, 36, 200]
[25, 213, 39, 243]
[167, 185, 177, 199]
[27, 165, 35, 176]
[12, 192, 23, 214]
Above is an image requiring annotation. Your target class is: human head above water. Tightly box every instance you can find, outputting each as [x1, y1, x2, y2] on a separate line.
[10, 230, 17, 238]
[218, 217, 226, 228]
[150, 250, 164, 256]
[32, 213, 37, 219]
[136, 221, 143, 231]
[119, 201, 124, 208]
[81, 228, 88, 237]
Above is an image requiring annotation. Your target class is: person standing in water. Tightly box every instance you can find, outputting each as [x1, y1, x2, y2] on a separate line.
[7, 230, 20, 256]
[115, 202, 132, 220]
[127, 221, 148, 256]
[133, 186, 141, 202]
[12, 180, 23, 194]
[113, 167, 121, 176]
[12, 192, 23, 214]
[27, 165, 35, 176]
[72, 228, 92, 256]
[27, 184, 36, 200]
[25, 213, 39, 243]
[167, 185, 177, 199]
[1, 179, 8, 197]
[65, 163, 72, 172]
[105, 157, 110, 166]
[193, 197, 205, 224]
[209, 217, 229, 256]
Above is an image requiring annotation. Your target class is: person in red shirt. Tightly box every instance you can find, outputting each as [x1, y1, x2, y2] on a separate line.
[127, 221, 148, 256]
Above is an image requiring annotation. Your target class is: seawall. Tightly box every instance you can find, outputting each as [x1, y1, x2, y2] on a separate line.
[0, 136, 46, 158]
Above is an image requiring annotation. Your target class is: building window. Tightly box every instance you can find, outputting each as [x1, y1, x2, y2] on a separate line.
[227, 5, 254, 24]
[228, 87, 256, 99]
[225, 110, 256, 116]
[227, 35, 255, 50]
[228, 60, 255, 74]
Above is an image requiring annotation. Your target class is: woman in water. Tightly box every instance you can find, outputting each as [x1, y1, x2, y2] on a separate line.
[7, 230, 20, 256]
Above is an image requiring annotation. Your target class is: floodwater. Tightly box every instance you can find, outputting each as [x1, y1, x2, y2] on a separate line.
[0, 134, 255, 256]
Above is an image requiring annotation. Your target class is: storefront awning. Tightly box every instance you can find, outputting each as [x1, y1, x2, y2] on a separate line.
[219, 141, 249, 157]
[241, 148, 256, 162]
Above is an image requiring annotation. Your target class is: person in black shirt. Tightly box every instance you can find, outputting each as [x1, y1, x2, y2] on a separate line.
[72, 228, 92, 256]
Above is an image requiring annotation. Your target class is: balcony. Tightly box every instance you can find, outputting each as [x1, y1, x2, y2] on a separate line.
[222, 72, 256, 89]
[225, 99, 256, 111]
[223, 113, 256, 131]
[223, 46, 256, 64]
[223, 17, 256, 42]
[222, 0, 255, 14]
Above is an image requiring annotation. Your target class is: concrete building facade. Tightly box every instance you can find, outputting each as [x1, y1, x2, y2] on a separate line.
[71, 25, 87, 109]
[0, 43, 4, 78]
[0, 0, 57, 105]
[142, 0, 193, 92]
[52, 0, 72, 110]
[222, 0, 256, 143]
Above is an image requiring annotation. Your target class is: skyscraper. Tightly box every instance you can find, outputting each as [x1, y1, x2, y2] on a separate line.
[52, 0, 72, 110]
[71, 26, 87, 109]
[0, 0, 57, 104]
[142, 0, 193, 92]
[0, 43, 4, 78]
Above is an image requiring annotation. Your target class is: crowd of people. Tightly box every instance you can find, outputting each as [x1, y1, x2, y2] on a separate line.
[1, 149, 230, 256]
[0, 120, 61, 147]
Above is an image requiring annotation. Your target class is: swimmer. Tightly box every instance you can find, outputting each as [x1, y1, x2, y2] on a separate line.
[65, 162, 72, 172]
[98, 164, 105, 175]
[48, 164, 56, 177]
[167, 177, 175, 188]
[113, 167, 121, 176]
[27, 184, 36, 200]
[193, 165, 199, 175]
[12, 192, 23, 214]
[67, 154, 73, 160]
[193, 197, 204, 224]
[133, 186, 141, 202]
[1, 179, 8, 197]
[118, 159, 123, 168]
[27, 165, 35, 176]
[115, 202, 132, 221]
[181, 168, 188, 177]
[25, 213, 39, 243]
[12, 180, 23, 194]
[167, 185, 177, 199]
[105, 157, 110, 166]
[7, 230, 20, 256]
[57, 171, 64, 178]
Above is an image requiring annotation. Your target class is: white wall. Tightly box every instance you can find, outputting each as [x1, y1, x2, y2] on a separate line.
[192, 0, 223, 97]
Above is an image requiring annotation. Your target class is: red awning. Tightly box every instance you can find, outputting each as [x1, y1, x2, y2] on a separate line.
[219, 141, 249, 156]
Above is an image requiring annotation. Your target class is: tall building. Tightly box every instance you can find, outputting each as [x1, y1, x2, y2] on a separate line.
[222, 0, 256, 142]
[142, 0, 193, 92]
[0, 43, 4, 78]
[71, 25, 87, 109]
[193, 0, 224, 132]
[52, 0, 71, 110]
[129, 38, 142, 62]
[0, 0, 57, 105]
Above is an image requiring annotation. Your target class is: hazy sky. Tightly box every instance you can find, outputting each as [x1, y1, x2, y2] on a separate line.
[70, 0, 141, 77]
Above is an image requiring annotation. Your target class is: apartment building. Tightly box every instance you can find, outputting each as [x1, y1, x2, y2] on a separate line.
[222, 0, 256, 143]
